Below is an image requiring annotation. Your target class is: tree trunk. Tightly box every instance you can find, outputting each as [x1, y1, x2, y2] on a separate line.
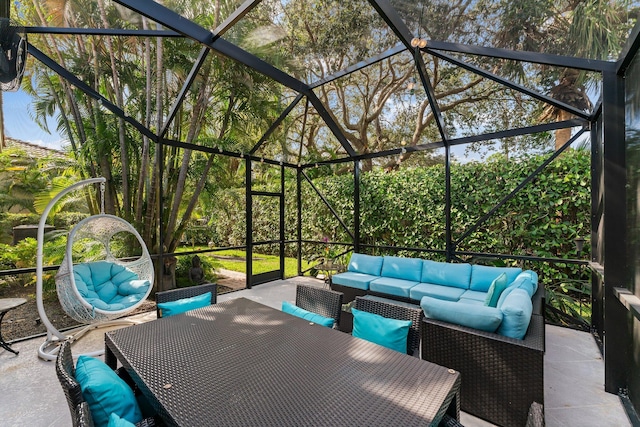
[555, 110, 572, 151]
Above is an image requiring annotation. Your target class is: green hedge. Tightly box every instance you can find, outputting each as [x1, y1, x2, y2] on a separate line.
[213, 150, 591, 325]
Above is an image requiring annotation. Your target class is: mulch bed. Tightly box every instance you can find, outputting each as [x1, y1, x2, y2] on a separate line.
[0, 273, 245, 342]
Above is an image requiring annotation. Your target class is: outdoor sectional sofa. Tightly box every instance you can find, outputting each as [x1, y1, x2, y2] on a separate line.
[330, 253, 545, 426]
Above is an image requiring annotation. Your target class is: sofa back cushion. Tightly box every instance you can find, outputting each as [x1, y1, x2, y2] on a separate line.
[347, 253, 384, 276]
[469, 265, 522, 292]
[380, 256, 423, 282]
[496, 288, 533, 339]
[421, 260, 471, 290]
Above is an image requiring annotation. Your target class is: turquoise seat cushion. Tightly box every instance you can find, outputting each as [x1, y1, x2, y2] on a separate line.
[409, 283, 466, 302]
[469, 265, 522, 292]
[459, 289, 488, 302]
[380, 256, 423, 281]
[281, 301, 335, 327]
[117, 279, 151, 296]
[421, 296, 503, 332]
[73, 261, 149, 311]
[369, 277, 419, 298]
[458, 298, 485, 306]
[484, 273, 509, 307]
[75, 355, 142, 427]
[421, 260, 472, 290]
[497, 288, 533, 339]
[108, 413, 136, 427]
[331, 272, 379, 290]
[351, 307, 412, 353]
[157, 292, 212, 318]
[347, 253, 384, 276]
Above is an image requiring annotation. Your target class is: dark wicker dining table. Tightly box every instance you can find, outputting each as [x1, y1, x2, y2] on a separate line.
[105, 297, 460, 426]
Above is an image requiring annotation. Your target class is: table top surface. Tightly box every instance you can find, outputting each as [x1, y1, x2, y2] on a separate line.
[106, 298, 459, 426]
[0, 298, 27, 312]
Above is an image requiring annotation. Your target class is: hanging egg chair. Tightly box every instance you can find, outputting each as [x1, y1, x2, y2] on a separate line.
[55, 213, 154, 323]
[36, 177, 154, 360]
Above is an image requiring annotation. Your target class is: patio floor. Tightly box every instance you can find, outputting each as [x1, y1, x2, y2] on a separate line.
[0, 276, 631, 426]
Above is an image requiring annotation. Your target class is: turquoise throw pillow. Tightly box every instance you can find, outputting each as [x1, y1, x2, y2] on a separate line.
[484, 273, 508, 307]
[157, 291, 211, 318]
[351, 308, 412, 353]
[281, 301, 335, 327]
[108, 413, 136, 427]
[75, 356, 142, 427]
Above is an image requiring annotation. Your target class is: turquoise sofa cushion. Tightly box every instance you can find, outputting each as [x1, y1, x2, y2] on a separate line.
[108, 413, 136, 427]
[75, 355, 143, 427]
[512, 270, 539, 294]
[281, 301, 335, 327]
[485, 273, 508, 307]
[459, 290, 488, 302]
[421, 296, 503, 332]
[347, 253, 384, 276]
[369, 277, 419, 298]
[410, 283, 466, 302]
[380, 256, 423, 281]
[351, 307, 412, 353]
[157, 292, 211, 318]
[331, 272, 378, 290]
[458, 298, 485, 306]
[469, 265, 522, 292]
[421, 260, 472, 289]
[497, 288, 533, 339]
[497, 275, 537, 308]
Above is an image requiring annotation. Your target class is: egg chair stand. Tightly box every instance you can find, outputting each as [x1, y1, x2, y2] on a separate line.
[36, 178, 155, 361]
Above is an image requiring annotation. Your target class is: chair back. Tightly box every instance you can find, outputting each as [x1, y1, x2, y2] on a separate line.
[295, 284, 343, 325]
[76, 402, 95, 427]
[155, 282, 217, 318]
[354, 296, 423, 355]
[55, 340, 89, 427]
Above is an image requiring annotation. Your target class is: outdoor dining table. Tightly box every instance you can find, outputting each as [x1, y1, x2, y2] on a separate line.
[105, 297, 460, 426]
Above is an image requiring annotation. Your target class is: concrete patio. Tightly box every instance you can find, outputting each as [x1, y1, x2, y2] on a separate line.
[0, 276, 631, 426]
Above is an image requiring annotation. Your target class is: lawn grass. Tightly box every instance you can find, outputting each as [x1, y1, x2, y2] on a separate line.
[190, 248, 312, 278]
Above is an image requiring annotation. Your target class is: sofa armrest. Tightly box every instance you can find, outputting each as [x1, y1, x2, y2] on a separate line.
[422, 314, 544, 427]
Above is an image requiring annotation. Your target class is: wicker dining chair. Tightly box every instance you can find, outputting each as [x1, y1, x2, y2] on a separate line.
[295, 284, 344, 328]
[155, 282, 217, 318]
[353, 295, 424, 356]
[55, 340, 156, 427]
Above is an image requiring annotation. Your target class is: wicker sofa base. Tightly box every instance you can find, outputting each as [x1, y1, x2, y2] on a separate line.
[422, 314, 545, 427]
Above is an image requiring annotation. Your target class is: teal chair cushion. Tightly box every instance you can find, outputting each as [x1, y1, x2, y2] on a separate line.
[347, 253, 384, 276]
[497, 288, 533, 339]
[421, 296, 503, 332]
[108, 413, 136, 427]
[75, 356, 142, 427]
[469, 265, 522, 292]
[484, 273, 508, 307]
[157, 292, 211, 318]
[281, 301, 335, 327]
[351, 307, 412, 353]
[73, 262, 149, 311]
[421, 260, 472, 289]
[380, 256, 423, 282]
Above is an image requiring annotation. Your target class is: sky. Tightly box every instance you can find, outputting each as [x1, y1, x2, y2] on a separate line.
[3, 89, 66, 150]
